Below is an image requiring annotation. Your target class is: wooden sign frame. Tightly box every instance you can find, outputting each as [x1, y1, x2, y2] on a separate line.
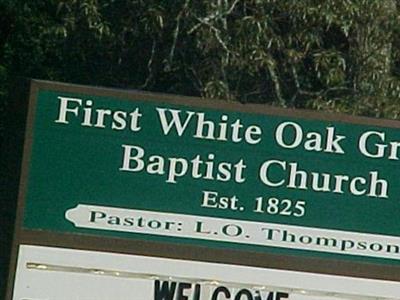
[5, 79, 400, 299]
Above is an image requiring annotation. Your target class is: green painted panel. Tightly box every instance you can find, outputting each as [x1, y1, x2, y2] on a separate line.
[22, 88, 400, 264]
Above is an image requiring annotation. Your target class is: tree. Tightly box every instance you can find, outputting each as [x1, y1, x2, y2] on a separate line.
[1, 0, 400, 138]
[2, 1, 400, 295]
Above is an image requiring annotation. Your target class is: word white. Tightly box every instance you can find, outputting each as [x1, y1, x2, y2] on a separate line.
[157, 108, 262, 144]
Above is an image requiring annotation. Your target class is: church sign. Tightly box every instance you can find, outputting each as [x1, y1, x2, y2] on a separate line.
[6, 80, 400, 300]
[21, 81, 400, 263]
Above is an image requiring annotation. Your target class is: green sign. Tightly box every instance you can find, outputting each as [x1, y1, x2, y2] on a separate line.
[22, 82, 400, 264]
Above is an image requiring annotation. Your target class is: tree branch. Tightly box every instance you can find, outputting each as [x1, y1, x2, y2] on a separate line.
[166, 0, 190, 70]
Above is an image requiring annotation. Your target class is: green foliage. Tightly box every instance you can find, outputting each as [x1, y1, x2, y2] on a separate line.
[1, 0, 400, 135]
[4, 1, 400, 296]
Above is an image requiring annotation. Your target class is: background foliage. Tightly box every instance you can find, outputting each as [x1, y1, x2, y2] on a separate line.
[2, 0, 400, 130]
[1, 0, 400, 295]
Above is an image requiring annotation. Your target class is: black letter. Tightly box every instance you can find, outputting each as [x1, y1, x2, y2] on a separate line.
[154, 280, 177, 300]
[193, 284, 201, 300]
[234, 289, 253, 300]
[177, 282, 192, 300]
[276, 292, 289, 300]
[90, 211, 106, 222]
[222, 224, 243, 237]
[211, 286, 231, 300]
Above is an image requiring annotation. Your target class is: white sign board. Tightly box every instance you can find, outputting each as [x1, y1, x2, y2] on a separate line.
[12, 245, 400, 300]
